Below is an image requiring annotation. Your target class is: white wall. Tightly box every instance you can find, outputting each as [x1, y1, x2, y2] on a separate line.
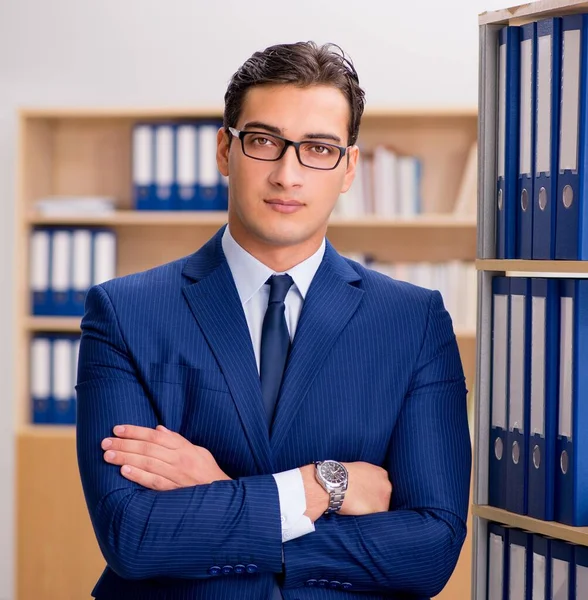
[0, 0, 524, 597]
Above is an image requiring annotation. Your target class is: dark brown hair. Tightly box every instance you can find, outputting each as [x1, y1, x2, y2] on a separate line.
[223, 41, 365, 146]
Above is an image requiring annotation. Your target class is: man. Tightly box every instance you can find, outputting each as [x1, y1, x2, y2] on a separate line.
[76, 41, 471, 600]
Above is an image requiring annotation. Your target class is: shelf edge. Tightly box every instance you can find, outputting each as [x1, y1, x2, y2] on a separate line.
[473, 504, 588, 546]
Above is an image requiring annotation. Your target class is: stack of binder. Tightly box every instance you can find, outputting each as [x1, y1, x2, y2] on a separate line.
[30, 227, 117, 316]
[334, 149, 422, 217]
[487, 522, 588, 599]
[489, 277, 588, 527]
[495, 15, 588, 260]
[30, 334, 80, 425]
[132, 120, 228, 211]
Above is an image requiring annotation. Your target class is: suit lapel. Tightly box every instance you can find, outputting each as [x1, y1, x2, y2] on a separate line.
[181, 228, 273, 474]
[270, 242, 365, 455]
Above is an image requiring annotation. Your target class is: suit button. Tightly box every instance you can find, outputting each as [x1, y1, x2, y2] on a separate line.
[221, 565, 233, 575]
[208, 566, 221, 576]
[306, 579, 318, 587]
[234, 564, 246, 575]
[246, 563, 258, 574]
[342, 582, 353, 590]
[329, 581, 341, 589]
[318, 579, 329, 587]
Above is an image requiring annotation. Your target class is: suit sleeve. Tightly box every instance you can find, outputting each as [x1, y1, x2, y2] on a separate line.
[282, 290, 472, 598]
[76, 284, 283, 580]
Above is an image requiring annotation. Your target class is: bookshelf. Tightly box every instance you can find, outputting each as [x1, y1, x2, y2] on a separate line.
[14, 106, 478, 599]
[474, 2, 588, 599]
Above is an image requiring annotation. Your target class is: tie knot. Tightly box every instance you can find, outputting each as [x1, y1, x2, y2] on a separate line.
[267, 274, 293, 304]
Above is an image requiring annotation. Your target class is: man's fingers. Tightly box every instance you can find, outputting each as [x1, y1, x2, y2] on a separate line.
[104, 450, 183, 485]
[110, 424, 180, 450]
[101, 438, 175, 463]
[119, 465, 179, 491]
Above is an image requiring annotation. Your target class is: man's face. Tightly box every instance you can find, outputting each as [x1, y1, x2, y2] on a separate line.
[217, 84, 358, 252]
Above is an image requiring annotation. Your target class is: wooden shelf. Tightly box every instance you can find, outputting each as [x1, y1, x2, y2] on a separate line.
[27, 210, 476, 228]
[18, 424, 76, 438]
[25, 319, 476, 339]
[27, 210, 229, 226]
[455, 328, 476, 340]
[26, 316, 81, 332]
[476, 259, 588, 274]
[20, 106, 477, 120]
[473, 505, 588, 547]
[479, 0, 588, 26]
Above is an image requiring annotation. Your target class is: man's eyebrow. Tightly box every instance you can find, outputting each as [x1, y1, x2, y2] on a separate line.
[303, 132, 342, 144]
[242, 121, 283, 135]
[242, 121, 342, 144]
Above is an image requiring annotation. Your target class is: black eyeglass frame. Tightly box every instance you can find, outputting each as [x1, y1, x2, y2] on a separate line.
[228, 126, 349, 171]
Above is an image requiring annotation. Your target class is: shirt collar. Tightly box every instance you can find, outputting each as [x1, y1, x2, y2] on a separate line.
[221, 225, 325, 304]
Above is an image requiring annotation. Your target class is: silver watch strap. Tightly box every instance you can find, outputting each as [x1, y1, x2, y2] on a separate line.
[326, 489, 346, 514]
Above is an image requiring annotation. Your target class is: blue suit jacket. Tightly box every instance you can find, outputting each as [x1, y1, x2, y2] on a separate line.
[76, 226, 471, 600]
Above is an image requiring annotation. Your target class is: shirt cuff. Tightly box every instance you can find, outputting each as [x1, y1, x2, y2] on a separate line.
[272, 468, 315, 543]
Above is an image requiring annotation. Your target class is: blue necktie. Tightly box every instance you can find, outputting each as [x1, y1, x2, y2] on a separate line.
[260, 274, 294, 428]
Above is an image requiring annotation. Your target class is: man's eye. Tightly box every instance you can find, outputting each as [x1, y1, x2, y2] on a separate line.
[311, 145, 332, 154]
[252, 136, 272, 146]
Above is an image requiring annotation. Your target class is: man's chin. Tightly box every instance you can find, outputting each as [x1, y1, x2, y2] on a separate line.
[257, 227, 317, 248]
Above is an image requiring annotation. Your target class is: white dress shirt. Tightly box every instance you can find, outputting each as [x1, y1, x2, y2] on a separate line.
[221, 225, 325, 543]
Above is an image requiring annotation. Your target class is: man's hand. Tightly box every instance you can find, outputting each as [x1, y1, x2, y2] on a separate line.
[338, 462, 392, 516]
[102, 425, 231, 490]
[300, 462, 392, 522]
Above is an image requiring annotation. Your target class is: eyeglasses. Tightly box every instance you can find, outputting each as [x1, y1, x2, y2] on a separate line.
[228, 127, 348, 171]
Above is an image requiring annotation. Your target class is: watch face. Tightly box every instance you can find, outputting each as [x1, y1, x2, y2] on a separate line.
[319, 461, 347, 485]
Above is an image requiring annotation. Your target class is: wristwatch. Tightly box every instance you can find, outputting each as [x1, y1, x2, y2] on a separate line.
[315, 460, 348, 514]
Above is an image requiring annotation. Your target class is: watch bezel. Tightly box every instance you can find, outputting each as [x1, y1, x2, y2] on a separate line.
[315, 460, 348, 491]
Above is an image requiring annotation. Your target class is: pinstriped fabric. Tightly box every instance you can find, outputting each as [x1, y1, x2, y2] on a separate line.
[76, 226, 471, 600]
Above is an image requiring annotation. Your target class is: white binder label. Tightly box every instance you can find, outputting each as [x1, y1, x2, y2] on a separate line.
[536, 34, 552, 175]
[520, 38, 533, 176]
[51, 230, 71, 293]
[509, 543, 527, 599]
[577, 564, 588, 597]
[198, 125, 218, 187]
[93, 232, 116, 285]
[531, 296, 546, 436]
[560, 29, 581, 172]
[30, 230, 50, 292]
[133, 125, 152, 186]
[498, 42, 507, 179]
[489, 533, 504, 600]
[492, 294, 508, 429]
[559, 297, 573, 438]
[53, 339, 72, 403]
[552, 558, 570, 600]
[533, 553, 546, 600]
[177, 125, 197, 186]
[509, 294, 526, 431]
[30, 338, 50, 398]
[155, 126, 174, 186]
[72, 230, 92, 292]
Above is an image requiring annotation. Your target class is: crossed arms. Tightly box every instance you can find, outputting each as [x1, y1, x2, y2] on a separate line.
[76, 283, 471, 597]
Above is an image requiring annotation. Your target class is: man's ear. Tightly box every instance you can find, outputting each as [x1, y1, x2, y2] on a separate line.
[340, 146, 359, 194]
[217, 127, 230, 177]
